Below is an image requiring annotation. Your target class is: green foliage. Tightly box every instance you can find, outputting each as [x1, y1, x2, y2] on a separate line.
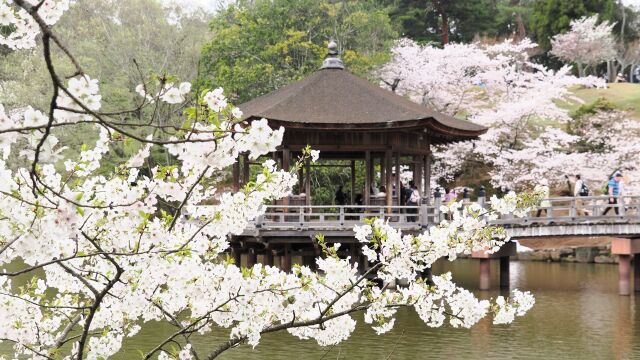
[198, 0, 397, 103]
[0, 0, 211, 175]
[383, 0, 524, 45]
[530, 0, 616, 51]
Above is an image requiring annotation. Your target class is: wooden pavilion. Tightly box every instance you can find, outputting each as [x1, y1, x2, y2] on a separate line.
[233, 42, 486, 207]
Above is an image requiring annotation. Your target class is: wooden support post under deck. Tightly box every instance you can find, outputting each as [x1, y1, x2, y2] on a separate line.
[231, 246, 242, 267]
[500, 256, 510, 289]
[479, 259, 490, 290]
[385, 150, 392, 207]
[350, 243, 358, 266]
[242, 154, 250, 187]
[619, 255, 631, 295]
[635, 254, 640, 292]
[381, 155, 386, 188]
[364, 151, 371, 206]
[246, 248, 257, 268]
[350, 160, 356, 204]
[303, 254, 317, 271]
[304, 158, 311, 206]
[611, 238, 640, 295]
[264, 249, 274, 267]
[232, 162, 240, 192]
[281, 244, 292, 272]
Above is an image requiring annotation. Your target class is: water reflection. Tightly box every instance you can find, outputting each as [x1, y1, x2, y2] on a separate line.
[1, 260, 638, 359]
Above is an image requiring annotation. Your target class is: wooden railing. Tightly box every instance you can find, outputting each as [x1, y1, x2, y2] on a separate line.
[246, 195, 640, 231]
[491, 195, 640, 226]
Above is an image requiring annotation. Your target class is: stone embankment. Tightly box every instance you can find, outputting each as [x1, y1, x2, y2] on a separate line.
[515, 236, 619, 264]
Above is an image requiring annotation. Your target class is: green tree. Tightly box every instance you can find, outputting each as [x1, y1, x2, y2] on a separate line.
[530, 0, 616, 51]
[198, 0, 397, 103]
[0, 0, 211, 172]
[384, 0, 523, 45]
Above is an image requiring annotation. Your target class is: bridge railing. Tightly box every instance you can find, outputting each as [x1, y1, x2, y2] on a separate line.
[245, 195, 640, 231]
[490, 195, 640, 226]
[254, 204, 437, 230]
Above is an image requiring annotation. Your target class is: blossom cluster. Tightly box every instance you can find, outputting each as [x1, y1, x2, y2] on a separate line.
[0, 3, 538, 359]
[0, 0, 70, 49]
[379, 38, 612, 191]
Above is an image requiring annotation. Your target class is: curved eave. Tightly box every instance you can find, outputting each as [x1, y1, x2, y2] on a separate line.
[245, 116, 487, 142]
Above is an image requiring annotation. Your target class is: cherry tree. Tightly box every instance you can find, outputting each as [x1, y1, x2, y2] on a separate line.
[379, 38, 607, 191]
[0, 2, 539, 359]
[550, 15, 617, 78]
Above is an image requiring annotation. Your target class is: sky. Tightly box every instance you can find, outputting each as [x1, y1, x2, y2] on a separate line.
[165, 0, 640, 14]
[167, 0, 640, 13]
[161, 0, 230, 12]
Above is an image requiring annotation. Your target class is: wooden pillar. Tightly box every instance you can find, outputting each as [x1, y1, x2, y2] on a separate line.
[635, 254, 640, 292]
[619, 255, 631, 296]
[246, 248, 257, 268]
[264, 249, 274, 267]
[303, 254, 317, 271]
[499, 256, 510, 289]
[231, 246, 242, 267]
[282, 149, 290, 207]
[281, 244, 292, 272]
[395, 152, 401, 204]
[350, 243, 358, 266]
[364, 151, 371, 206]
[232, 162, 240, 192]
[414, 155, 423, 199]
[385, 150, 393, 207]
[304, 158, 311, 206]
[424, 151, 432, 204]
[479, 258, 491, 290]
[381, 155, 386, 188]
[350, 160, 356, 204]
[298, 166, 304, 194]
[242, 154, 250, 186]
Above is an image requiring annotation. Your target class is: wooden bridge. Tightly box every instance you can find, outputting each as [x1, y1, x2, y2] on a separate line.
[232, 195, 640, 295]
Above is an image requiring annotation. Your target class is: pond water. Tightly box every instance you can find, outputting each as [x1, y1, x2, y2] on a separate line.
[2, 260, 639, 359]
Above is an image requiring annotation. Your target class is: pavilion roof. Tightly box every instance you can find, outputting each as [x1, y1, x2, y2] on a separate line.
[239, 44, 486, 141]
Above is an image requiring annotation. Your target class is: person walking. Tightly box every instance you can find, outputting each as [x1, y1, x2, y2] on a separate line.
[573, 174, 590, 216]
[603, 172, 624, 215]
[535, 179, 551, 217]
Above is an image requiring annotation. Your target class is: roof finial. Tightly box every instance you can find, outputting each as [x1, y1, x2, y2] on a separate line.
[321, 40, 344, 70]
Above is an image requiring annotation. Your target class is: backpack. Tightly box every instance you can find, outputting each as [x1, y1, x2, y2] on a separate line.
[579, 182, 589, 196]
[409, 189, 420, 204]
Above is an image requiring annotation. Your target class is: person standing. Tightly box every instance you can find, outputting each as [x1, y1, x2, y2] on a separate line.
[335, 185, 347, 206]
[573, 174, 590, 216]
[603, 172, 624, 215]
[535, 179, 551, 217]
[443, 188, 457, 203]
[406, 181, 420, 222]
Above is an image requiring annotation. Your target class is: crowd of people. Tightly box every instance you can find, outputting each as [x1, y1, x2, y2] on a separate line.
[330, 170, 630, 220]
[535, 170, 629, 217]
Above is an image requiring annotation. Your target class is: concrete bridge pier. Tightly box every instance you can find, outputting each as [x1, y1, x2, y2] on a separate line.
[611, 238, 640, 295]
[472, 242, 517, 291]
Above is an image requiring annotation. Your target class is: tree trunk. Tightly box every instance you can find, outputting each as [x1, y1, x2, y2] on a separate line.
[577, 62, 585, 78]
[433, 1, 450, 44]
[510, 0, 526, 40]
